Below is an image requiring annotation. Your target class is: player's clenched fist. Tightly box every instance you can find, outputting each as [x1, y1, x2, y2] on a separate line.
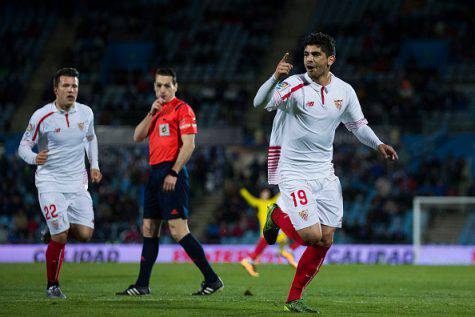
[36, 150, 48, 165]
[91, 168, 102, 183]
[149, 97, 165, 116]
[274, 52, 293, 81]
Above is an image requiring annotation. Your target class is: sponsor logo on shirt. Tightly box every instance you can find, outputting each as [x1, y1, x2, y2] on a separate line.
[276, 81, 289, 91]
[78, 122, 85, 131]
[159, 123, 170, 136]
[299, 209, 309, 221]
[334, 99, 343, 110]
[25, 123, 33, 136]
[55, 128, 61, 133]
[306, 101, 314, 107]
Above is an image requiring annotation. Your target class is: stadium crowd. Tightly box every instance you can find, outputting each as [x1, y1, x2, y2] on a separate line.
[2, 138, 472, 244]
[0, 0, 473, 245]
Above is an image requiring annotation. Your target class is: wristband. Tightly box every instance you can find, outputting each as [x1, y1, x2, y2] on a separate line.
[167, 169, 179, 178]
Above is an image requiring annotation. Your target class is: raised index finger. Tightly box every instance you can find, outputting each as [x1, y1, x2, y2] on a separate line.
[280, 52, 289, 63]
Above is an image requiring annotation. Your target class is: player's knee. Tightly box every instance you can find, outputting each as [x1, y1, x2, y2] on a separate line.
[300, 231, 322, 246]
[169, 226, 187, 242]
[319, 235, 333, 248]
[76, 234, 91, 242]
[168, 221, 189, 242]
[142, 222, 155, 238]
[51, 231, 68, 244]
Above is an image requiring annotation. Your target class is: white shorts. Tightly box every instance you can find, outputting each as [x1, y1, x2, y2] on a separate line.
[38, 191, 95, 235]
[277, 176, 343, 230]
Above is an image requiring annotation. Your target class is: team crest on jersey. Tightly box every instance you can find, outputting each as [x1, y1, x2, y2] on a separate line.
[159, 123, 170, 136]
[51, 219, 59, 230]
[276, 81, 289, 91]
[78, 122, 85, 131]
[299, 210, 309, 221]
[334, 99, 343, 110]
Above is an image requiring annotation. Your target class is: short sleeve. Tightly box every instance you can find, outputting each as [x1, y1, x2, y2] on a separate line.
[177, 104, 197, 135]
[341, 86, 368, 131]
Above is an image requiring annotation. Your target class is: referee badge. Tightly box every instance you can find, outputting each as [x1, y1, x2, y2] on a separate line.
[159, 123, 170, 136]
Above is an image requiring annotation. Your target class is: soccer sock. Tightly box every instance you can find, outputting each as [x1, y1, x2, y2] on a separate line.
[179, 233, 218, 283]
[289, 241, 300, 250]
[249, 237, 268, 261]
[135, 237, 159, 287]
[271, 206, 305, 246]
[286, 245, 330, 302]
[46, 240, 66, 288]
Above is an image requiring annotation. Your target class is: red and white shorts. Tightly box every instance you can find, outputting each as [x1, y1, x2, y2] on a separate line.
[38, 191, 95, 235]
[277, 176, 343, 230]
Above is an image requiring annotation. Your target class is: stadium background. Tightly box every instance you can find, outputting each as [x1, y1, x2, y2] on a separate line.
[0, 0, 473, 264]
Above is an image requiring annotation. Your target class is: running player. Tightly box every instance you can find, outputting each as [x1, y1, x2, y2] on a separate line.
[254, 33, 398, 312]
[239, 187, 298, 277]
[18, 68, 102, 299]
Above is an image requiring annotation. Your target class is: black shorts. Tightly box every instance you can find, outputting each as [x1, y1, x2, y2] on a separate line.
[143, 162, 190, 220]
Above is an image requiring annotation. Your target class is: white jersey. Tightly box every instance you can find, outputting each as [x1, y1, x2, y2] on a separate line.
[265, 72, 368, 182]
[18, 102, 99, 193]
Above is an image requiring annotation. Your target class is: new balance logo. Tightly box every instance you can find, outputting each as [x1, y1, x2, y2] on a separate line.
[171, 209, 179, 215]
[306, 101, 314, 107]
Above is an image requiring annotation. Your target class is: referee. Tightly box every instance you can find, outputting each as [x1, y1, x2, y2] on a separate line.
[117, 68, 223, 296]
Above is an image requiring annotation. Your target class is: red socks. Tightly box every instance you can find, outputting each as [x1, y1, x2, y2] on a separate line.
[46, 240, 66, 287]
[250, 237, 268, 260]
[287, 245, 329, 302]
[271, 206, 305, 246]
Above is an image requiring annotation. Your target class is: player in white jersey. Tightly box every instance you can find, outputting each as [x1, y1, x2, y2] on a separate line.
[254, 33, 398, 312]
[18, 68, 102, 299]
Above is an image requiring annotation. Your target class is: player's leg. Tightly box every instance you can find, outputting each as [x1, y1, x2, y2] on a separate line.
[117, 173, 162, 296]
[285, 177, 343, 312]
[241, 210, 268, 277]
[136, 219, 161, 287]
[264, 180, 321, 246]
[38, 192, 70, 299]
[168, 218, 223, 295]
[277, 234, 297, 268]
[286, 225, 335, 308]
[240, 237, 267, 277]
[161, 165, 222, 295]
[69, 224, 93, 242]
[116, 218, 161, 296]
[66, 191, 95, 242]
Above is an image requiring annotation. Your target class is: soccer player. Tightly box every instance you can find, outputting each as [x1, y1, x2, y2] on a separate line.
[117, 68, 223, 296]
[254, 33, 398, 312]
[18, 68, 102, 299]
[239, 187, 298, 277]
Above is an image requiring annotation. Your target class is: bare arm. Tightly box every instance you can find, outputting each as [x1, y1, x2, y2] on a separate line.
[134, 98, 164, 142]
[162, 134, 196, 191]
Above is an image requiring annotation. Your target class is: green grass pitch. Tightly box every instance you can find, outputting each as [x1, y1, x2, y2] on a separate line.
[1, 263, 474, 316]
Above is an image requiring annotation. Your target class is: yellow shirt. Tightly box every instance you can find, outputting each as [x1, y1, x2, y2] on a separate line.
[240, 188, 279, 232]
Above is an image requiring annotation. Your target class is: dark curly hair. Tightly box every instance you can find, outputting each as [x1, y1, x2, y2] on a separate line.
[303, 32, 336, 57]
